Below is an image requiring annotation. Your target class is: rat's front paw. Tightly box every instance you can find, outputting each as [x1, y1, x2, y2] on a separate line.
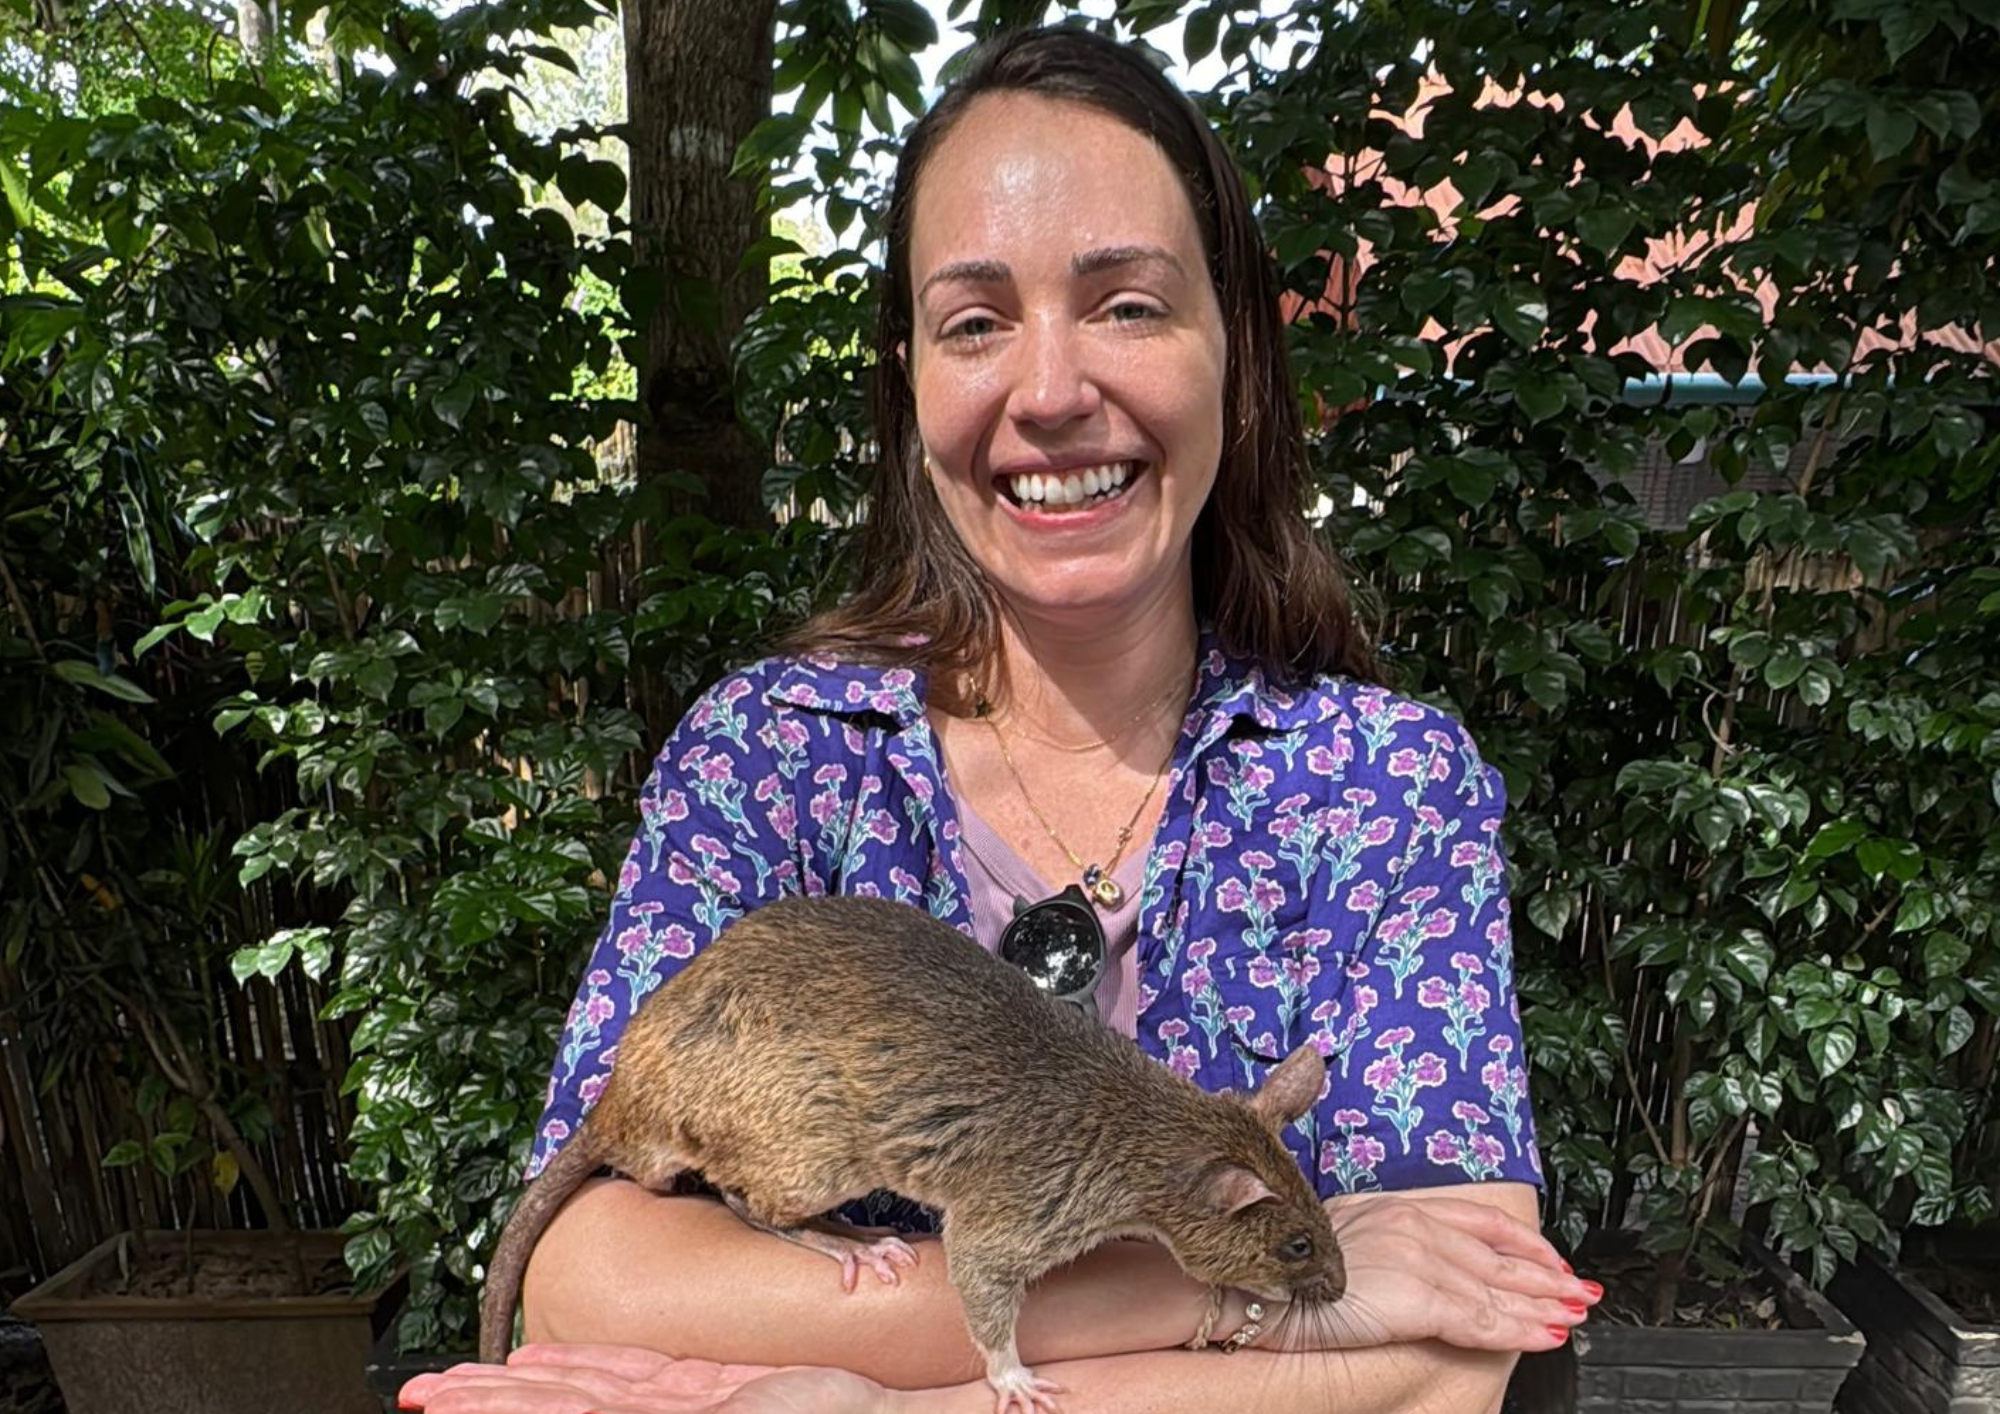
[986, 1364, 1062, 1414]
[839, 1234, 920, 1292]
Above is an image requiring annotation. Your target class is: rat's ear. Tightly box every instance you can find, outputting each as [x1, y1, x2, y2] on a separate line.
[1247, 1044, 1327, 1129]
[1202, 1164, 1277, 1216]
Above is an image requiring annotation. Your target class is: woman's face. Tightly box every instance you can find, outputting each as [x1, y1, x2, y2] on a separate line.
[906, 92, 1227, 630]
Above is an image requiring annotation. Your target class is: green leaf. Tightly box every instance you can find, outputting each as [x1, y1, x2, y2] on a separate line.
[1809, 1026, 1858, 1078]
[1936, 1006, 1975, 1056]
[1493, 287, 1548, 349]
[51, 660, 155, 704]
[102, 1140, 145, 1168]
[0, 152, 32, 233]
[1806, 820, 1867, 859]
[1576, 204, 1637, 255]
[1866, 103, 1918, 160]
[64, 764, 111, 810]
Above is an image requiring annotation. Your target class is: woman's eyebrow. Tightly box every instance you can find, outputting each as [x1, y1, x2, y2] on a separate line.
[916, 245, 1186, 306]
[918, 258, 1010, 305]
[1071, 244, 1185, 280]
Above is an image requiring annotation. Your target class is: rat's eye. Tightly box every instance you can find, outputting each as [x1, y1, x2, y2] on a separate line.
[1278, 1235, 1315, 1264]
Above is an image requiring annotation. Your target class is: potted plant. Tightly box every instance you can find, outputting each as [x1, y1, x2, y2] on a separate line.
[1828, 1229, 2000, 1414]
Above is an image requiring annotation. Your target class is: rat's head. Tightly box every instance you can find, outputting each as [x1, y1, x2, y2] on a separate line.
[1155, 1044, 1345, 1306]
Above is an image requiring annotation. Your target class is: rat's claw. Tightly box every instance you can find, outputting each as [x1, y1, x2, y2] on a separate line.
[989, 1368, 1063, 1414]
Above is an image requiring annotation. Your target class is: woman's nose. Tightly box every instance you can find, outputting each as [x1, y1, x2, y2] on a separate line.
[1005, 317, 1103, 428]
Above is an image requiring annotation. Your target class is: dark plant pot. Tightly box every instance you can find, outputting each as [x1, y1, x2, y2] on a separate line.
[8, 1230, 391, 1414]
[1507, 1235, 1866, 1414]
[361, 1302, 469, 1414]
[1826, 1235, 2000, 1414]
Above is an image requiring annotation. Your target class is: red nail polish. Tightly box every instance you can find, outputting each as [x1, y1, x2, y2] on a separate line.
[1560, 1260, 1573, 1275]
[1581, 1280, 1604, 1300]
[1548, 1325, 1570, 1342]
[1563, 1299, 1588, 1314]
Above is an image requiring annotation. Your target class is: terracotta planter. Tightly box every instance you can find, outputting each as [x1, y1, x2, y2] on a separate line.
[9, 1230, 391, 1414]
[1828, 1238, 2000, 1414]
[1507, 1236, 1867, 1414]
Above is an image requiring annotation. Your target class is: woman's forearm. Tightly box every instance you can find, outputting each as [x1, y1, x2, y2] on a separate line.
[520, 1178, 1214, 1387]
[897, 1342, 1518, 1414]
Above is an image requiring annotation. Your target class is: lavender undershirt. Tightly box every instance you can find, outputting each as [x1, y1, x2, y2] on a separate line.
[954, 798, 1149, 1038]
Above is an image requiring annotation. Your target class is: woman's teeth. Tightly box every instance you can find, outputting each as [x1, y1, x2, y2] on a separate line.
[1005, 461, 1136, 510]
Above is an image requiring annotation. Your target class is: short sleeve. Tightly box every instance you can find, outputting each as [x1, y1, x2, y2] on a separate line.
[525, 671, 798, 1179]
[1333, 713, 1541, 1191]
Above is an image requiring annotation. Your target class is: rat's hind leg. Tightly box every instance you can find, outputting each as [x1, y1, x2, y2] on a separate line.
[719, 1190, 918, 1293]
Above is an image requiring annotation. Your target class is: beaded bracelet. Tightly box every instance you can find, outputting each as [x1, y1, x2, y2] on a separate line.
[1185, 1286, 1273, 1354]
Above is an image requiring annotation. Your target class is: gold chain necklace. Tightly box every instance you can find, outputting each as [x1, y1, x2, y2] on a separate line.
[980, 672, 1191, 755]
[977, 686, 1185, 910]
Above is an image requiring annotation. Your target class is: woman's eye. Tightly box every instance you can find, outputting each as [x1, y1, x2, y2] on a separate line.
[1108, 301, 1161, 323]
[943, 315, 997, 342]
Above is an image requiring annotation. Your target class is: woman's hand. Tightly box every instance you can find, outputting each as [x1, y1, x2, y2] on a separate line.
[397, 1343, 906, 1414]
[1270, 1191, 1597, 1355]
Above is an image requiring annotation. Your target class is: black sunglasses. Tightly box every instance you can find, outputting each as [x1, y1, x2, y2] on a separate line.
[998, 883, 1108, 1018]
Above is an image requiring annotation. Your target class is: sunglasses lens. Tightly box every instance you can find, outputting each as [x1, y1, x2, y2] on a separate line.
[1001, 907, 1102, 995]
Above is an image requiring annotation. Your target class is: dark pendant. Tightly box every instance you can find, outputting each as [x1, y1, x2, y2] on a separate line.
[1083, 865, 1123, 909]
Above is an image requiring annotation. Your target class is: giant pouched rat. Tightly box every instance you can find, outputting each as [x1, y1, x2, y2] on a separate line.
[480, 894, 1345, 1414]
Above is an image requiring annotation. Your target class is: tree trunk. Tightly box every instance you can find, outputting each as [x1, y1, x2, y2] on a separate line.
[621, 0, 776, 530]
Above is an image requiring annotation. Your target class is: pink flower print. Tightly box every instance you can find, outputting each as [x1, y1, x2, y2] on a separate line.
[1426, 1131, 1464, 1164]
[677, 744, 710, 773]
[1225, 1005, 1257, 1029]
[587, 968, 611, 988]
[1428, 754, 1451, 782]
[1487, 918, 1509, 946]
[1327, 807, 1360, 839]
[584, 992, 616, 1026]
[1362, 816, 1398, 846]
[775, 718, 809, 748]
[1334, 1108, 1368, 1127]
[844, 681, 868, 704]
[1185, 965, 1214, 995]
[852, 882, 881, 898]
[720, 678, 751, 704]
[1197, 821, 1234, 851]
[812, 764, 846, 786]
[1378, 911, 1415, 944]
[1481, 1059, 1511, 1093]
[1348, 1133, 1386, 1167]
[865, 813, 898, 844]
[579, 1073, 607, 1106]
[1346, 958, 1371, 979]
[615, 925, 651, 959]
[1351, 985, 1378, 1016]
[1248, 956, 1282, 988]
[1378, 1025, 1416, 1049]
[1415, 804, 1445, 832]
[754, 775, 782, 802]
[662, 790, 689, 822]
[541, 1118, 570, 1144]
[1459, 980, 1492, 1011]
[1412, 1053, 1447, 1086]
[1283, 952, 1321, 988]
[908, 773, 933, 803]
[1286, 927, 1332, 954]
[659, 924, 697, 958]
[691, 834, 727, 862]
[1216, 877, 1250, 911]
[1305, 744, 1343, 776]
[667, 856, 698, 887]
[1242, 764, 1275, 791]
[705, 866, 742, 895]
[889, 867, 922, 897]
[766, 798, 797, 838]
[1271, 813, 1302, 841]
[1251, 875, 1285, 913]
[842, 723, 867, 753]
[1363, 1054, 1403, 1091]
[1187, 937, 1216, 962]
[1470, 1132, 1506, 1170]
[1138, 982, 1158, 1011]
[1312, 998, 1341, 1024]
[1242, 849, 1277, 873]
[687, 699, 716, 729]
[1418, 976, 1451, 1008]
[869, 692, 901, 714]
[1489, 1035, 1514, 1055]
[809, 790, 842, 826]
[1450, 952, 1485, 974]
[1346, 879, 1383, 913]
[698, 755, 734, 783]
[1450, 841, 1485, 868]
[1386, 748, 1425, 780]
[1452, 1101, 1492, 1125]
[1277, 792, 1312, 815]
[1404, 885, 1440, 908]
[618, 859, 642, 894]
[1168, 1045, 1200, 1080]
[1343, 787, 1377, 808]
[1157, 1018, 1191, 1043]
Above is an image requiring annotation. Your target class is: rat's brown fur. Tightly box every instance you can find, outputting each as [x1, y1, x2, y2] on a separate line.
[480, 896, 1344, 1404]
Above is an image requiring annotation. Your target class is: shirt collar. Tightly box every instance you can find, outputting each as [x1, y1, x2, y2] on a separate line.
[765, 632, 1335, 736]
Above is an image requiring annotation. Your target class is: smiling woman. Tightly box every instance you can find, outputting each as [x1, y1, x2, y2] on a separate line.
[402, 23, 1604, 1414]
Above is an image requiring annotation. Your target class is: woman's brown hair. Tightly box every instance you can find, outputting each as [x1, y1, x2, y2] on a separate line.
[788, 24, 1377, 691]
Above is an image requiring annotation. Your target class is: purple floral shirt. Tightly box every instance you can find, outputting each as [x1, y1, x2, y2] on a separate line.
[529, 639, 1542, 1205]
